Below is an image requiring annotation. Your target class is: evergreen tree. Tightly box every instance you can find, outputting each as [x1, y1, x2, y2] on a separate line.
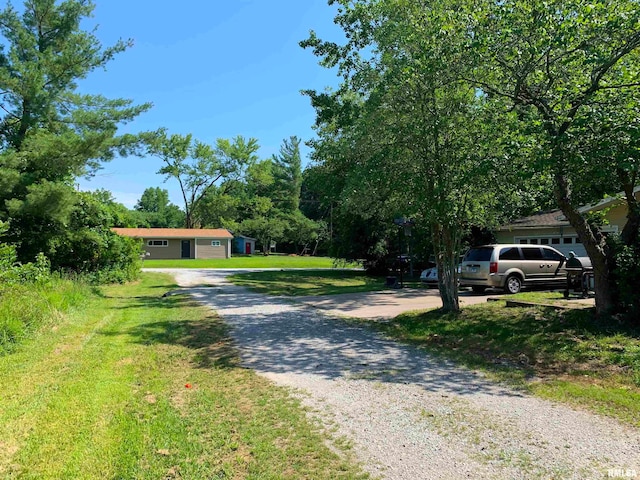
[0, 0, 150, 266]
[271, 136, 302, 213]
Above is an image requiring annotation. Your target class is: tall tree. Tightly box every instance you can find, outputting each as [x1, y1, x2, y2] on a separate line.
[470, 0, 640, 317]
[0, 0, 150, 265]
[146, 131, 259, 228]
[134, 187, 184, 228]
[302, 0, 508, 311]
[271, 136, 303, 213]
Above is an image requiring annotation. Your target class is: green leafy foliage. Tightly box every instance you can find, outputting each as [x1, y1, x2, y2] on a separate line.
[134, 187, 185, 228]
[0, 277, 89, 355]
[43, 191, 143, 282]
[608, 236, 640, 323]
[0, 243, 50, 289]
[0, 220, 88, 353]
[302, 0, 516, 310]
[146, 131, 259, 228]
[304, 0, 640, 317]
[192, 137, 322, 254]
[0, 0, 150, 280]
[469, 0, 640, 316]
[240, 216, 286, 255]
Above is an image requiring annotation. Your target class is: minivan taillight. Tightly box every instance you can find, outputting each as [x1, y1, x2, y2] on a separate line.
[489, 262, 498, 274]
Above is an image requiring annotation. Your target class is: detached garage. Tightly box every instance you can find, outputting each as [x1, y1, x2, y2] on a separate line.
[112, 228, 233, 260]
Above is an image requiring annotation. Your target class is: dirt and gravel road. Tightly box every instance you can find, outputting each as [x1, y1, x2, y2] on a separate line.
[148, 268, 639, 479]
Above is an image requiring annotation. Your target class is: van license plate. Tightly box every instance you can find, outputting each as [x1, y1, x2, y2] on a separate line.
[469, 267, 477, 273]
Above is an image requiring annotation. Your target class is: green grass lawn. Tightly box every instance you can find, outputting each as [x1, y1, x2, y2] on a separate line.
[228, 270, 390, 296]
[376, 301, 640, 426]
[0, 273, 366, 479]
[143, 255, 353, 269]
[228, 270, 423, 296]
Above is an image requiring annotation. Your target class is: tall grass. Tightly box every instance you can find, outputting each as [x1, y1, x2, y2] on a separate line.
[0, 277, 90, 354]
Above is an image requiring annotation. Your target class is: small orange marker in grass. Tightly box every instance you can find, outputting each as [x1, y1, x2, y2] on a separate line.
[185, 383, 192, 389]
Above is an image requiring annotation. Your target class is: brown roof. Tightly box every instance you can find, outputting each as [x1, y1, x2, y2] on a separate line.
[112, 228, 233, 239]
[497, 210, 569, 230]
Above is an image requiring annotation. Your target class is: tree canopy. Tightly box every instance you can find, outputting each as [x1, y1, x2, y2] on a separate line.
[146, 131, 259, 229]
[303, 0, 640, 318]
[302, 0, 513, 310]
[0, 0, 150, 279]
[134, 187, 184, 228]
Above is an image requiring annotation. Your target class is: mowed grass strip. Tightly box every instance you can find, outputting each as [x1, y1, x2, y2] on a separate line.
[376, 301, 640, 426]
[0, 273, 366, 479]
[143, 255, 351, 269]
[228, 270, 386, 296]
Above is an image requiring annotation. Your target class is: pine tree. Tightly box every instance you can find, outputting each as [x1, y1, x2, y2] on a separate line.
[0, 0, 150, 266]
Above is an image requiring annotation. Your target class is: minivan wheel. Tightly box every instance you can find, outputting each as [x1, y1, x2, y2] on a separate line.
[504, 275, 522, 294]
[471, 286, 486, 293]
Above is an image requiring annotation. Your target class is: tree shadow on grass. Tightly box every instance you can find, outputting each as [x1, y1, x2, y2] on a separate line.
[387, 306, 640, 381]
[130, 318, 239, 370]
[98, 298, 240, 370]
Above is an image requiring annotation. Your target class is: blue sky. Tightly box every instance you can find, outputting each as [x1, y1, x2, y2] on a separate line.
[77, 1, 343, 208]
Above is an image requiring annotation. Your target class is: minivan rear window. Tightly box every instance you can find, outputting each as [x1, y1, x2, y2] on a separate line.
[464, 247, 493, 262]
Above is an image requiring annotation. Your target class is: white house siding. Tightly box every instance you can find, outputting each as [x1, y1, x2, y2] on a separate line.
[495, 228, 588, 257]
[196, 238, 230, 259]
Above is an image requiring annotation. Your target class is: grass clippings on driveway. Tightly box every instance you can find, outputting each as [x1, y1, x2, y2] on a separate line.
[376, 301, 640, 426]
[0, 273, 366, 479]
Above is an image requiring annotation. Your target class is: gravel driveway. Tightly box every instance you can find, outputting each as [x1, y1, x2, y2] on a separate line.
[150, 269, 640, 479]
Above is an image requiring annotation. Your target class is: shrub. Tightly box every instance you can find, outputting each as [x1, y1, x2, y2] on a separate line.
[0, 244, 51, 290]
[49, 229, 142, 284]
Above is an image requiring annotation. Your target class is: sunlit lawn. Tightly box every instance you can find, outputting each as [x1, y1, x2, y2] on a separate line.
[228, 269, 422, 296]
[143, 255, 353, 269]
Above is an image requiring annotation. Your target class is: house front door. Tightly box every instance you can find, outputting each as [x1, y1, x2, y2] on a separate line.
[181, 240, 191, 258]
[245, 242, 251, 254]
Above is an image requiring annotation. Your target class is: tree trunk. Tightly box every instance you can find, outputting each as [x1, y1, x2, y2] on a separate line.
[432, 222, 460, 312]
[185, 209, 196, 229]
[554, 173, 614, 316]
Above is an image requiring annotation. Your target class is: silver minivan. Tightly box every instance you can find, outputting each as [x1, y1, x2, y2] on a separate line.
[460, 244, 566, 294]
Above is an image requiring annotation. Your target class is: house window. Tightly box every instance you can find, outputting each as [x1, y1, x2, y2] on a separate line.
[147, 239, 168, 247]
[211, 240, 221, 247]
[563, 237, 573, 244]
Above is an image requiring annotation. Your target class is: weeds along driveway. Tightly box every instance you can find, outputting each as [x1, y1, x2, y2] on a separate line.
[147, 269, 640, 479]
